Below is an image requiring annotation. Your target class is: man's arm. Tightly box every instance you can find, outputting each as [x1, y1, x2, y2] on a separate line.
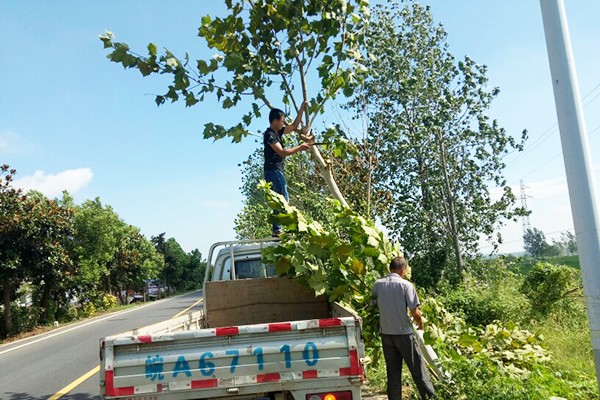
[283, 101, 307, 134]
[269, 141, 311, 158]
[409, 306, 424, 330]
[370, 285, 378, 309]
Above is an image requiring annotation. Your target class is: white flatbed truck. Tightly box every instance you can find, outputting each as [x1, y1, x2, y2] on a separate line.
[100, 238, 366, 400]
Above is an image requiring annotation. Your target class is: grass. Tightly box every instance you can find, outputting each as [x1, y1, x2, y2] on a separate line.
[528, 307, 595, 378]
[538, 323, 595, 376]
[544, 255, 580, 269]
[512, 254, 580, 274]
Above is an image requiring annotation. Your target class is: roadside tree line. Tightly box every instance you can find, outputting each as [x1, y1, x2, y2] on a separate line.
[0, 165, 205, 338]
[523, 228, 577, 258]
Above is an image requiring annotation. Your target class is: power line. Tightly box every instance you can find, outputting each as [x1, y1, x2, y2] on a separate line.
[505, 80, 600, 169]
[505, 123, 600, 188]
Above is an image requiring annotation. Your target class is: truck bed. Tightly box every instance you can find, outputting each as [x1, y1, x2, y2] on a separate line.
[204, 277, 330, 327]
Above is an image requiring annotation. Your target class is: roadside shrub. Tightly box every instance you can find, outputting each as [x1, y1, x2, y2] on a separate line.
[435, 355, 595, 400]
[100, 293, 118, 310]
[440, 284, 528, 327]
[55, 304, 79, 323]
[80, 302, 96, 317]
[9, 303, 40, 333]
[521, 262, 580, 316]
[419, 297, 598, 399]
[436, 257, 529, 326]
[366, 295, 598, 399]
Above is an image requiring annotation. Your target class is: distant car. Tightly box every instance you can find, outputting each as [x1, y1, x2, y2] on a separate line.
[146, 285, 166, 299]
[130, 294, 144, 303]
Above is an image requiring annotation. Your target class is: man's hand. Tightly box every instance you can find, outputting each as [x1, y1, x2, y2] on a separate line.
[410, 306, 424, 330]
[300, 127, 314, 142]
[298, 142, 312, 152]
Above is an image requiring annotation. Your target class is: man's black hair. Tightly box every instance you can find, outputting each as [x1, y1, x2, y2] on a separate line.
[390, 256, 408, 271]
[269, 108, 285, 124]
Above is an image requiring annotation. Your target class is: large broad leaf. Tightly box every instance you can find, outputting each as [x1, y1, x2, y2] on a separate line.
[333, 243, 354, 257]
[349, 257, 365, 275]
[307, 269, 328, 296]
[275, 256, 292, 275]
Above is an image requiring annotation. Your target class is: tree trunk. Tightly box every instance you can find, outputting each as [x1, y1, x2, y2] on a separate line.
[415, 148, 444, 286]
[306, 130, 349, 208]
[434, 128, 464, 272]
[118, 286, 126, 305]
[40, 282, 52, 324]
[107, 274, 112, 296]
[2, 282, 13, 335]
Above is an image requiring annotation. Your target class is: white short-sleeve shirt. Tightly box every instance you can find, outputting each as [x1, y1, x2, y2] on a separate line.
[371, 272, 420, 335]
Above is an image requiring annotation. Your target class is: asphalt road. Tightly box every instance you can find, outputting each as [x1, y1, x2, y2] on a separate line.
[0, 291, 203, 400]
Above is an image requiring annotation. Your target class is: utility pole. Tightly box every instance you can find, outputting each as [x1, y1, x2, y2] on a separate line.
[540, 0, 600, 390]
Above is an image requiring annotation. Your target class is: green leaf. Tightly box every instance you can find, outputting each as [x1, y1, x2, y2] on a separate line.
[99, 35, 113, 49]
[147, 43, 157, 57]
[223, 51, 243, 70]
[275, 256, 291, 275]
[197, 59, 209, 74]
[185, 93, 199, 107]
[333, 244, 353, 260]
[308, 271, 328, 296]
[137, 60, 153, 76]
[223, 97, 234, 109]
[331, 285, 349, 301]
[349, 257, 365, 275]
[459, 333, 478, 346]
[363, 246, 379, 257]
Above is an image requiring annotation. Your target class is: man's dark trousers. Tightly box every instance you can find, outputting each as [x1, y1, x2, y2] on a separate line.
[381, 333, 435, 400]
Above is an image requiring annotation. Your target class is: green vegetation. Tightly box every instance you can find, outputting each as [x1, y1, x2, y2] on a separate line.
[257, 185, 596, 399]
[546, 255, 581, 269]
[0, 165, 206, 339]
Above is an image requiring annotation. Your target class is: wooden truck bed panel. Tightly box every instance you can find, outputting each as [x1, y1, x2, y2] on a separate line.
[204, 277, 329, 327]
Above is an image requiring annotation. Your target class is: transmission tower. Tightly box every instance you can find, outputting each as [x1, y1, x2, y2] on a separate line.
[520, 180, 532, 235]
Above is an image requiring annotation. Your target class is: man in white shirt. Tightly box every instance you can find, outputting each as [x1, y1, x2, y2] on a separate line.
[371, 256, 436, 399]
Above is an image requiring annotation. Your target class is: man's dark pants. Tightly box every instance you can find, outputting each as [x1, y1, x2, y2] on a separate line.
[264, 169, 289, 234]
[381, 333, 435, 400]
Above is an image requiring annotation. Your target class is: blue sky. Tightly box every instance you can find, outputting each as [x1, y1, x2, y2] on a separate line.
[1, 1, 599, 256]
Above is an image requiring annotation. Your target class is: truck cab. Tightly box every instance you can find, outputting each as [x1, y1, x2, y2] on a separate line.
[206, 238, 279, 282]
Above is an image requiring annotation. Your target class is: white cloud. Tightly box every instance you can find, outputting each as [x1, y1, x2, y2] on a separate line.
[13, 168, 93, 198]
[0, 131, 35, 155]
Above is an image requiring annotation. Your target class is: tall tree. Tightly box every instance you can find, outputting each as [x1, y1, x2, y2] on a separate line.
[151, 234, 188, 291]
[112, 225, 163, 304]
[184, 249, 207, 290]
[551, 231, 578, 255]
[523, 227, 551, 258]
[100, 0, 371, 207]
[0, 168, 76, 333]
[353, 2, 527, 286]
[71, 198, 125, 297]
[0, 165, 30, 334]
[24, 191, 75, 323]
